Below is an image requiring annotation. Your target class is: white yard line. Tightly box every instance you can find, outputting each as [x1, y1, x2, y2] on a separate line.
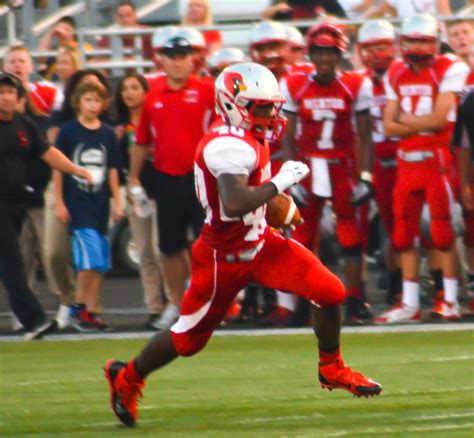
[1, 323, 473, 343]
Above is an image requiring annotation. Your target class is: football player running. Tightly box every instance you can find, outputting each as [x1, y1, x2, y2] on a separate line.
[280, 23, 375, 325]
[104, 62, 382, 428]
[357, 20, 403, 305]
[375, 14, 470, 324]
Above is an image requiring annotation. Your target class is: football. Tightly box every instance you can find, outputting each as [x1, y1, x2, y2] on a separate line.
[265, 193, 302, 229]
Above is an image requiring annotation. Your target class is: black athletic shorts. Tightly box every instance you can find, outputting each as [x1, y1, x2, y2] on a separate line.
[150, 170, 204, 254]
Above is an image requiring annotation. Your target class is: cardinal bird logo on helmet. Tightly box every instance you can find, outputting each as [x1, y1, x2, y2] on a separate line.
[223, 72, 247, 97]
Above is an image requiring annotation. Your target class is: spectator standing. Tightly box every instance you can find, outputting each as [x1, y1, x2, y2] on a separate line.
[50, 48, 82, 92]
[114, 73, 168, 329]
[3, 45, 63, 116]
[262, 0, 347, 20]
[43, 69, 112, 328]
[446, 19, 474, 64]
[96, 1, 153, 61]
[37, 16, 93, 78]
[181, 0, 222, 54]
[129, 36, 214, 330]
[0, 72, 92, 339]
[54, 82, 123, 332]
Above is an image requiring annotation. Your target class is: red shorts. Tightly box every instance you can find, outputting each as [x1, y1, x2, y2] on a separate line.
[171, 229, 345, 356]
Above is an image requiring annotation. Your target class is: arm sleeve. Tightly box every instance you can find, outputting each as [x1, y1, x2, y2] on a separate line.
[203, 137, 257, 178]
[135, 97, 152, 146]
[280, 77, 298, 114]
[439, 62, 470, 94]
[354, 76, 373, 112]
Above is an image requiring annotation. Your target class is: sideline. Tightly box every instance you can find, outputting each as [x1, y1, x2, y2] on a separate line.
[1, 322, 473, 343]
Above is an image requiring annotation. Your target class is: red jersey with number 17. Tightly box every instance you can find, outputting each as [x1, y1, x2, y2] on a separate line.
[280, 70, 372, 159]
[385, 54, 469, 152]
[194, 123, 272, 253]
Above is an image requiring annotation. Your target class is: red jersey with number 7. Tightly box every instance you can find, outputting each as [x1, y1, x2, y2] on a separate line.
[280, 70, 373, 159]
[194, 123, 272, 253]
[385, 54, 469, 152]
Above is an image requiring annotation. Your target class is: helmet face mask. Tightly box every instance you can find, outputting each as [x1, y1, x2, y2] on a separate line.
[357, 20, 396, 73]
[251, 41, 289, 76]
[215, 63, 287, 141]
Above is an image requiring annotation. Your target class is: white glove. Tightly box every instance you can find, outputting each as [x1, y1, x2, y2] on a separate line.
[270, 160, 310, 194]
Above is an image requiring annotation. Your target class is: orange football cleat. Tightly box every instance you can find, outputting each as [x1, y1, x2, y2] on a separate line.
[319, 357, 382, 397]
[104, 359, 145, 427]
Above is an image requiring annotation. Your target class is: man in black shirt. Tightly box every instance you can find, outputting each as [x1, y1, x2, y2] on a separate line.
[452, 88, 474, 307]
[0, 72, 92, 339]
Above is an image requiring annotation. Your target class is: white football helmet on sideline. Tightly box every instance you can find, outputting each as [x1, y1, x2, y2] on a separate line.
[215, 62, 287, 140]
[357, 20, 396, 72]
[208, 48, 248, 77]
[400, 14, 439, 63]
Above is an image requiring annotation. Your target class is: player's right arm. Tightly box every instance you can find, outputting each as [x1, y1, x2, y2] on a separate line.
[383, 98, 418, 138]
[281, 111, 297, 161]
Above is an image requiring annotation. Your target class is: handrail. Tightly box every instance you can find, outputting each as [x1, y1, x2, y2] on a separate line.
[32, 1, 86, 37]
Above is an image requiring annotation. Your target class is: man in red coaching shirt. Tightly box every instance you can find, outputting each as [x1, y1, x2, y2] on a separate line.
[128, 36, 215, 329]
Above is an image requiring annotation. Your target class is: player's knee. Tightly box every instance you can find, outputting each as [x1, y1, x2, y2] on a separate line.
[431, 220, 454, 250]
[171, 332, 210, 357]
[336, 221, 360, 249]
[314, 275, 346, 307]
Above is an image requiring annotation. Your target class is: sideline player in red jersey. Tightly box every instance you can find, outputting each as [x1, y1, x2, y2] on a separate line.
[375, 14, 469, 324]
[104, 63, 382, 428]
[357, 20, 402, 305]
[280, 23, 374, 325]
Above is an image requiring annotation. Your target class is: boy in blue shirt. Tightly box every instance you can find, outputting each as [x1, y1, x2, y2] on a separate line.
[54, 82, 123, 331]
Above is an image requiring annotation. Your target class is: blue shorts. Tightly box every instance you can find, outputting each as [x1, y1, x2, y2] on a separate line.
[71, 228, 111, 273]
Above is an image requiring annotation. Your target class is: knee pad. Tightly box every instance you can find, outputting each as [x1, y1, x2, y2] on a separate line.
[336, 220, 360, 249]
[171, 331, 210, 357]
[393, 220, 414, 251]
[430, 219, 454, 250]
[341, 245, 363, 263]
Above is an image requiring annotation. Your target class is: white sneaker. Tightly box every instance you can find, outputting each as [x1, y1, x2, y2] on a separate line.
[56, 304, 71, 329]
[151, 303, 180, 330]
[374, 304, 421, 324]
[11, 314, 24, 332]
[433, 301, 461, 321]
[24, 319, 58, 341]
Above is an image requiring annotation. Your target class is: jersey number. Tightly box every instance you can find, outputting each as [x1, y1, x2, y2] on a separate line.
[401, 95, 433, 116]
[312, 109, 336, 149]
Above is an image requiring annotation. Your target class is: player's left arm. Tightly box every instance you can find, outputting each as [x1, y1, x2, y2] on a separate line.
[399, 61, 469, 131]
[399, 90, 456, 131]
[218, 174, 278, 218]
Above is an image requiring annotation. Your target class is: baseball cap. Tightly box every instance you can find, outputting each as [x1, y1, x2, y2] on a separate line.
[0, 71, 25, 97]
[161, 36, 193, 56]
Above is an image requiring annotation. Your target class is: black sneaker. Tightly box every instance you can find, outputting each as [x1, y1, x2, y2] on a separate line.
[144, 314, 161, 330]
[24, 319, 58, 341]
[344, 297, 373, 325]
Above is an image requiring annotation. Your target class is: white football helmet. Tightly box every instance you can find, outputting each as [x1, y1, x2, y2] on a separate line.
[249, 21, 289, 74]
[215, 62, 287, 140]
[400, 14, 439, 62]
[208, 48, 247, 77]
[286, 25, 305, 49]
[357, 20, 396, 72]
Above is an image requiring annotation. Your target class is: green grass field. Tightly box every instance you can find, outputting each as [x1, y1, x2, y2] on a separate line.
[1, 330, 473, 437]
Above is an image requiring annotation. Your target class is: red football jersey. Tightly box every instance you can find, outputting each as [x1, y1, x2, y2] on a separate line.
[194, 123, 272, 253]
[361, 64, 402, 159]
[385, 54, 469, 152]
[280, 70, 372, 159]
